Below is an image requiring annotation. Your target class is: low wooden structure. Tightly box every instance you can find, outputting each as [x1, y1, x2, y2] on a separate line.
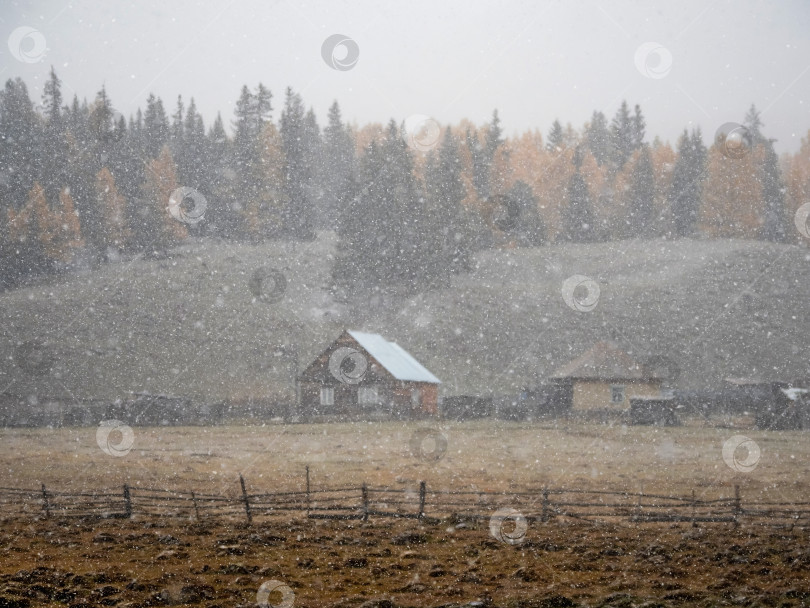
[548, 342, 666, 417]
[297, 330, 440, 421]
[441, 395, 493, 420]
[630, 397, 679, 426]
[736, 381, 810, 430]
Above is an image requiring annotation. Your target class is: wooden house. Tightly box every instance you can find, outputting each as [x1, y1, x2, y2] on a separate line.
[723, 379, 810, 430]
[297, 330, 441, 421]
[548, 341, 665, 416]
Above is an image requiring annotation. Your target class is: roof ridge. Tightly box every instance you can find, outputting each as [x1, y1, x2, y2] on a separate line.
[346, 330, 440, 384]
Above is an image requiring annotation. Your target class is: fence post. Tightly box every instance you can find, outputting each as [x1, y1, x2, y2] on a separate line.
[418, 481, 426, 520]
[541, 488, 549, 522]
[41, 483, 50, 519]
[123, 484, 132, 519]
[305, 466, 311, 515]
[691, 489, 696, 527]
[239, 474, 252, 524]
[191, 491, 200, 521]
[733, 485, 741, 525]
[361, 483, 369, 521]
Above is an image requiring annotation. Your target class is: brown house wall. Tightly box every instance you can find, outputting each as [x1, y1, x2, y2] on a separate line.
[299, 379, 437, 420]
[297, 332, 439, 420]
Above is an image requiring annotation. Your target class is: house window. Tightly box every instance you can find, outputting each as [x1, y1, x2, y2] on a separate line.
[611, 385, 626, 403]
[320, 387, 334, 406]
[411, 388, 421, 406]
[358, 386, 379, 405]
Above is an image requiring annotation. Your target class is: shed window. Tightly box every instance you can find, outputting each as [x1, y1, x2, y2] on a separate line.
[358, 386, 379, 405]
[320, 387, 334, 406]
[611, 385, 626, 403]
[411, 388, 421, 406]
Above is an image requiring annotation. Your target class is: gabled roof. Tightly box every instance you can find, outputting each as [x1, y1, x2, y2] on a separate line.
[347, 330, 440, 384]
[549, 341, 662, 381]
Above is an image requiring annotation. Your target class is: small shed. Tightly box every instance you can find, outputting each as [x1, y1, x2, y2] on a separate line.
[297, 330, 441, 421]
[441, 395, 493, 420]
[548, 341, 665, 414]
[746, 382, 810, 430]
[630, 397, 679, 426]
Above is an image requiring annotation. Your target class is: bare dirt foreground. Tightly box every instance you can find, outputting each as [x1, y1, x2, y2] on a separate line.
[1, 421, 810, 607]
[1, 516, 810, 608]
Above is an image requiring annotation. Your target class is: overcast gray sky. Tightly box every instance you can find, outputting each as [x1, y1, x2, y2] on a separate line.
[1, 0, 809, 153]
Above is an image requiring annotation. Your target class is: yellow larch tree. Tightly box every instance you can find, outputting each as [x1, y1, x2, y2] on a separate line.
[29, 183, 84, 263]
[534, 146, 576, 241]
[6, 197, 34, 246]
[786, 130, 810, 243]
[95, 167, 131, 251]
[141, 145, 187, 247]
[244, 122, 286, 239]
[700, 145, 765, 239]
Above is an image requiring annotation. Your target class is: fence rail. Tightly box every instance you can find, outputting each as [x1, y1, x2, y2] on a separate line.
[1, 469, 809, 527]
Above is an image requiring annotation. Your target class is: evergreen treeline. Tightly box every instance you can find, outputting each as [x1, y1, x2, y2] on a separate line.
[0, 69, 806, 295]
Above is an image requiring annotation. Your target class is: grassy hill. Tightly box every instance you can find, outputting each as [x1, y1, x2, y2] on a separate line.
[2, 233, 809, 404]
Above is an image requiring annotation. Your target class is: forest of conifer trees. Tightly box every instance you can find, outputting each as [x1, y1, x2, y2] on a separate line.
[1, 68, 808, 294]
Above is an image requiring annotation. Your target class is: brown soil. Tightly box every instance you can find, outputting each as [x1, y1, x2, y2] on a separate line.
[1, 515, 809, 608]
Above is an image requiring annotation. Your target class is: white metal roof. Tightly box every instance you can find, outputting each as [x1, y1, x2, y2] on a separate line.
[347, 330, 441, 384]
[781, 387, 809, 401]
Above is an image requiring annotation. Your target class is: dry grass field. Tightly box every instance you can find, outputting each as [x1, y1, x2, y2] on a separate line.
[1, 419, 808, 500]
[1, 420, 810, 607]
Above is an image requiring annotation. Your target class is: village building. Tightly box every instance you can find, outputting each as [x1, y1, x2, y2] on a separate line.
[723, 378, 810, 429]
[297, 330, 440, 421]
[548, 341, 665, 416]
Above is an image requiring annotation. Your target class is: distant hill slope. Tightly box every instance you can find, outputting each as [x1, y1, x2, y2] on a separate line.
[2, 233, 809, 403]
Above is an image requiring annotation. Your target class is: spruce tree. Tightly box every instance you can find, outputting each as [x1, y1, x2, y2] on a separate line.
[484, 109, 504, 160]
[744, 104, 764, 143]
[506, 180, 546, 246]
[669, 128, 707, 237]
[0, 79, 41, 214]
[610, 100, 634, 169]
[206, 112, 234, 237]
[279, 87, 315, 239]
[626, 145, 656, 237]
[760, 140, 787, 242]
[466, 110, 504, 199]
[177, 98, 202, 184]
[42, 67, 63, 126]
[40, 69, 71, 207]
[171, 95, 184, 148]
[321, 100, 355, 229]
[465, 126, 486, 198]
[561, 150, 596, 242]
[303, 108, 323, 232]
[584, 111, 611, 165]
[332, 140, 387, 291]
[547, 119, 564, 152]
[631, 104, 646, 149]
[333, 121, 426, 293]
[423, 128, 476, 278]
[229, 83, 273, 239]
[143, 93, 169, 159]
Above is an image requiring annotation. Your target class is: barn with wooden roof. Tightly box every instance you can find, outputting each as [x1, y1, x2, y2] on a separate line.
[297, 330, 441, 421]
[548, 341, 665, 413]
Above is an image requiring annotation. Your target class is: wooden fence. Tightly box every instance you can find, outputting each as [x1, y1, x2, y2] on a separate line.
[1, 468, 809, 527]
